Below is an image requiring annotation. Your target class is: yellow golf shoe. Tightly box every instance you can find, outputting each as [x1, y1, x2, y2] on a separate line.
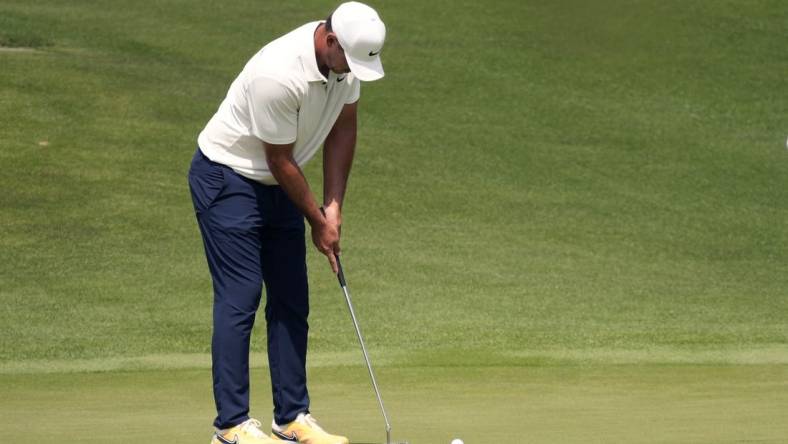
[270, 413, 349, 444]
[211, 418, 279, 444]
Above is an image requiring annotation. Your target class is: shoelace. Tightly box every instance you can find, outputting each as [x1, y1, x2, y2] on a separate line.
[240, 418, 266, 438]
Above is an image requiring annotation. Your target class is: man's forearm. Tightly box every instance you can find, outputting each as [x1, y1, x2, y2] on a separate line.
[323, 104, 357, 210]
[267, 154, 324, 228]
[323, 138, 355, 211]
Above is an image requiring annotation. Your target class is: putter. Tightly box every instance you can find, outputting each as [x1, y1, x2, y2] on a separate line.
[332, 253, 407, 444]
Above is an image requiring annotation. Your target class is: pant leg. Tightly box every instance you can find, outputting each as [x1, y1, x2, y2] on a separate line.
[188, 148, 267, 429]
[261, 187, 311, 425]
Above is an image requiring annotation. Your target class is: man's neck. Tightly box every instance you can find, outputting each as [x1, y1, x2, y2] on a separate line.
[314, 23, 329, 79]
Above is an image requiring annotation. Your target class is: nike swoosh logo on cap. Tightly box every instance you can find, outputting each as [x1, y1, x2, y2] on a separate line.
[368, 50, 380, 56]
[214, 434, 239, 444]
[272, 430, 298, 442]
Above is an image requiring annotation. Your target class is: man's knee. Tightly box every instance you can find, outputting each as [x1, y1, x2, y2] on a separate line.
[214, 279, 264, 325]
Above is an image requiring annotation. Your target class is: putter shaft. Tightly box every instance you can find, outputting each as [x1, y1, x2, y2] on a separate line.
[335, 255, 392, 444]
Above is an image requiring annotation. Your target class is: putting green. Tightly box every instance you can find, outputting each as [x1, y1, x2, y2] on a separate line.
[1, 1, 786, 442]
[2, 363, 786, 443]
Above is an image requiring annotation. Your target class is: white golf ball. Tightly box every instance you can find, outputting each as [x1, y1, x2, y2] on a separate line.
[451, 439, 464, 444]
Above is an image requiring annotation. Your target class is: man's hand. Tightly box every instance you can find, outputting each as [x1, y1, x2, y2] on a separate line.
[322, 203, 342, 237]
[311, 216, 340, 274]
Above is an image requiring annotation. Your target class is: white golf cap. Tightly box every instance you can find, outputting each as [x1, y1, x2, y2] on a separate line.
[331, 1, 386, 81]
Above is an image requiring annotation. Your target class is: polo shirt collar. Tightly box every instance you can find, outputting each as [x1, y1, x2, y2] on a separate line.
[300, 21, 327, 83]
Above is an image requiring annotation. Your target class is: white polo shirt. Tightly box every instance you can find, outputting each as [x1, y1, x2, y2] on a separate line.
[198, 21, 361, 185]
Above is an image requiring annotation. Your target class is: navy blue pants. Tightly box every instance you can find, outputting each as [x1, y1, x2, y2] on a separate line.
[188, 148, 310, 429]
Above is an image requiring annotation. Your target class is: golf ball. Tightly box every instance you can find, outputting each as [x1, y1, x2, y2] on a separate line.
[451, 440, 464, 444]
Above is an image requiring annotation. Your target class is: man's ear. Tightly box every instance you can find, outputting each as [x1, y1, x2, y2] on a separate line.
[326, 33, 339, 48]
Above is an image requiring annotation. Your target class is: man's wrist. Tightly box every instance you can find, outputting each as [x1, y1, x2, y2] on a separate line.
[307, 209, 327, 229]
[323, 200, 341, 215]
[307, 215, 324, 229]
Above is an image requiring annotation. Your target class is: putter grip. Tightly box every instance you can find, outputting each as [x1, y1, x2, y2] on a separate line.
[335, 254, 347, 288]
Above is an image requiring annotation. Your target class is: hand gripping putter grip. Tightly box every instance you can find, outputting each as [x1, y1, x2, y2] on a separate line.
[332, 254, 407, 444]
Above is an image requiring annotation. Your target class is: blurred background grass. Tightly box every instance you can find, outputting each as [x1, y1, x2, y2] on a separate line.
[0, 0, 786, 365]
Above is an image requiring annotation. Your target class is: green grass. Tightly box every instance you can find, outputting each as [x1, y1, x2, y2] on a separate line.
[0, 0, 786, 442]
[2, 364, 787, 443]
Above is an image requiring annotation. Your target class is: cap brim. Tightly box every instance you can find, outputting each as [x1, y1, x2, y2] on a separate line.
[345, 54, 384, 81]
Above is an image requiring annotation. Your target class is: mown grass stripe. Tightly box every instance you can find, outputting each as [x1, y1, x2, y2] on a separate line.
[3, 347, 787, 375]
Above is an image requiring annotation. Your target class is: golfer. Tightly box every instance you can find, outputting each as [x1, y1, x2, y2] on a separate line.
[188, 3, 385, 444]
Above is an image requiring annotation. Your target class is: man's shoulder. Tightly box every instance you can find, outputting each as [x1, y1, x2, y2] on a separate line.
[244, 22, 318, 87]
[246, 49, 301, 82]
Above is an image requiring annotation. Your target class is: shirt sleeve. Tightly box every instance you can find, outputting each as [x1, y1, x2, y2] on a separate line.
[246, 76, 299, 145]
[345, 77, 361, 104]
